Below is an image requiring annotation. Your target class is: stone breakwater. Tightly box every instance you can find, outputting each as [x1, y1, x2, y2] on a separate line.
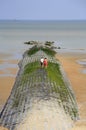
[0, 49, 79, 130]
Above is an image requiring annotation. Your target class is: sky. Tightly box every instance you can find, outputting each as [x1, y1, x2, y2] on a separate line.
[0, 0, 86, 20]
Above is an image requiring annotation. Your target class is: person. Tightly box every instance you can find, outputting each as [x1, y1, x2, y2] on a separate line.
[43, 58, 48, 68]
[40, 57, 44, 68]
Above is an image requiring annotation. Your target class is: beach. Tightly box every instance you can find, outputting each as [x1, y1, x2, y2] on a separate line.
[0, 50, 86, 130]
[0, 56, 19, 130]
[0, 56, 19, 110]
[0, 20, 86, 130]
[56, 51, 86, 130]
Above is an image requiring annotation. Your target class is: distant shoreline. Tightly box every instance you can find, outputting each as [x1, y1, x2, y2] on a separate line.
[0, 19, 86, 22]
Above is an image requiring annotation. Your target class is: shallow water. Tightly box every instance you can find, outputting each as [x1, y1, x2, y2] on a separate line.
[0, 20, 86, 76]
[0, 62, 18, 69]
[0, 20, 86, 54]
[81, 69, 86, 74]
[77, 60, 86, 66]
[77, 60, 86, 74]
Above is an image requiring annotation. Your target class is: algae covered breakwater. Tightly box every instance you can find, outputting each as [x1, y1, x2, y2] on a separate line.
[0, 41, 79, 130]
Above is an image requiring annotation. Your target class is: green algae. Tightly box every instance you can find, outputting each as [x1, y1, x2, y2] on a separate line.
[28, 45, 39, 55]
[24, 61, 39, 75]
[12, 45, 78, 120]
[27, 45, 56, 56]
[41, 47, 56, 56]
[46, 62, 65, 86]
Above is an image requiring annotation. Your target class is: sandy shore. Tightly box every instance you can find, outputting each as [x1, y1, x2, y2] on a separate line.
[0, 51, 86, 130]
[0, 59, 19, 110]
[0, 55, 19, 130]
[0, 127, 8, 130]
[56, 52, 86, 130]
[0, 59, 19, 130]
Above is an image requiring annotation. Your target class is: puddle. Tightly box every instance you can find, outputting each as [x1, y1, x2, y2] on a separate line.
[77, 59, 86, 74]
[0, 73, 16, 77]
[0, 62, 18, 77]
[81, 69, 86, 74]
[77, 61, 86, 66]
[0, 62, 18, 70]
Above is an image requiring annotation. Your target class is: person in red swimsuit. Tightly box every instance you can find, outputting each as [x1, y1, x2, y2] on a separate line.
[43, 58, 48, 68]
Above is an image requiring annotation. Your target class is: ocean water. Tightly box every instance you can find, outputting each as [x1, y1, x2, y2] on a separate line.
[0, 20, 86, 59]
[0, 21, 85, 110]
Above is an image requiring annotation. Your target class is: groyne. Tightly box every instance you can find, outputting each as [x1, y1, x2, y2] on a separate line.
[0, 45, 79, 130]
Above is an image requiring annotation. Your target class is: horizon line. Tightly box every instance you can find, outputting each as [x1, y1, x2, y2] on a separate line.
[0, 19, 86, 21]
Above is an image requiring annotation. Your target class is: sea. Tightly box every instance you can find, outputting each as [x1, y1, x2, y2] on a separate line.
[0, 20, 86, 54]
[0, 20, 86, 75]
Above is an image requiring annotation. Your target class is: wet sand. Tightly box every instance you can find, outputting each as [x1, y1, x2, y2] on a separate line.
[0, 59, 19, 110]
[0, 127, 8, 130]
[0, 55, 19, 130]
[56, 52, 86, 130]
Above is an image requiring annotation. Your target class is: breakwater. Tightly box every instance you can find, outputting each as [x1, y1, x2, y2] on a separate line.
[0, 45, 79, 130]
